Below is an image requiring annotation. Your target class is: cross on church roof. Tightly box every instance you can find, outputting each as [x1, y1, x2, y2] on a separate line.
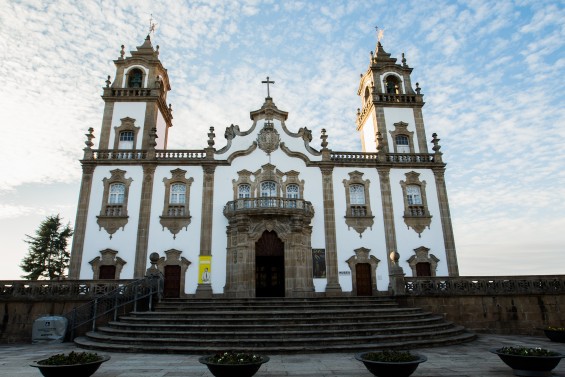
[261, 76, 275, 98]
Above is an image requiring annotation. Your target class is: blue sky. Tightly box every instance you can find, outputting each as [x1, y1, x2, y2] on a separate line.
[0, 0, 564, 279]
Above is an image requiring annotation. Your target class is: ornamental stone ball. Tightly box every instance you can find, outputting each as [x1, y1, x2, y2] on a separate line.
[149, 252, 160, 263]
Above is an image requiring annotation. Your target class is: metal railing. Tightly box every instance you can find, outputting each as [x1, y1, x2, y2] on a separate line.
[64, 274, 163, 340]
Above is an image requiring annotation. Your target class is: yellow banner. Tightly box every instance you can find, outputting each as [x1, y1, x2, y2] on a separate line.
[198, 256, 211, 284]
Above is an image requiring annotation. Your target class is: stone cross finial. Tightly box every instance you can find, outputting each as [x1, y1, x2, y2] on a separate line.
[261, 76, 275, 98]
[85, 127, 95, 149]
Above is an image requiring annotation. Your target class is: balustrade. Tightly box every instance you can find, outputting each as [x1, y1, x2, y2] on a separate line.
[166, 205, 186, 217]
[0, 279, 137, 300]
[224, 197, 313, 215]
[349, 205, 368, 217]
[406, 205, 427, 217]
[104, 205, 124, 216]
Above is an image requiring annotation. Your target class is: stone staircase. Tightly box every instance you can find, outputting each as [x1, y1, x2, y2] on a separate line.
[74, 297, 475, 354]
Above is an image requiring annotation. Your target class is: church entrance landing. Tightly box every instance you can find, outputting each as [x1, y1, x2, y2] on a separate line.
[255, 231, 285, 297]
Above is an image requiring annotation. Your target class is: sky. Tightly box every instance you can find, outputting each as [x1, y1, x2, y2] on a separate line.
[0, 0, 564, 280]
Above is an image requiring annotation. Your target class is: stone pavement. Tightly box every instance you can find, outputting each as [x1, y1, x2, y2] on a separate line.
[1, 334, 564, 377]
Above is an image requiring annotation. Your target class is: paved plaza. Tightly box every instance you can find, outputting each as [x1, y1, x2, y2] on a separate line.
[1, 334, 564, 377]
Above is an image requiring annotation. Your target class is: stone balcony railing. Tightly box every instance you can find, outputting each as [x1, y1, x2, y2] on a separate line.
[404, 276, 565, 296]
[330, 151, 436, 164]
[87, 149, 206, 161]
[0, 280, 137, 300]
[224, 197, 314, 217]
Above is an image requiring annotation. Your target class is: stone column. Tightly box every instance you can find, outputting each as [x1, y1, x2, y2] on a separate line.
[320, 166, 342, 295]
[432, 167, 459, 276]
[195, 164, 216, 297]
[133, 164, 156, 278]
[377, 167, 399, 276]
[413, 107, 429, 153]
[68, 164, 95, 279]
[374, 107, 389, 152]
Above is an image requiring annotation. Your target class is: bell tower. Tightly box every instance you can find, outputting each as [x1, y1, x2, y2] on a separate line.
[98, 35, 173, 151]
[356, 41, 428, 155]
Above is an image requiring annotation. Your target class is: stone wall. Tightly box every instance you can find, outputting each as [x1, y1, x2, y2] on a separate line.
[397, 294, 565, 335]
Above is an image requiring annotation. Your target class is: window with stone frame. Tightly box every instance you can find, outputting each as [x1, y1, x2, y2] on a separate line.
[113, 117, 140, 150]
[97, 169, 133, 237]
[160, 169, 193, 238]
[389, 121, 415, 154]
[400, 171, 432, 237]
[343, 171, 374, 237]
[260, 181, 277, 207]
[127, 68, 144, 88]
[407, 246, 439, 277]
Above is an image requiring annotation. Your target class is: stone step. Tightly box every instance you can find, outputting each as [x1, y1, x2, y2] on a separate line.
[74, 297, 476, 354]
[105, 315, 445, 332]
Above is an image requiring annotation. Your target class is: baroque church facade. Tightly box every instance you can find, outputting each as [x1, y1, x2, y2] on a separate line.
[69, 35, 459, 298]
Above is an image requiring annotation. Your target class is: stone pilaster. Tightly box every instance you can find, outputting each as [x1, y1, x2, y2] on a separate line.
[413, 107, 429, 153]
[377, 167, 399, 274]
[374, 107, 389, 152]
[320, 166, 342, 295]
[432, 167, 459, 276]
[68, 164, 95, 279]
[98, 102, 114, 149]
[133, 164, 156, 278]
[196, 164, 216, 297]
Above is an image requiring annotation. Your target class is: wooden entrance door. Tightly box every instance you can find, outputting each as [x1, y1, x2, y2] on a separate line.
[164, 265, 181, 298]
[356, 263, 372, 296]
[99, 265, 116, 279]
[255, 231, 285, 297]
[416, 262, 431, 277]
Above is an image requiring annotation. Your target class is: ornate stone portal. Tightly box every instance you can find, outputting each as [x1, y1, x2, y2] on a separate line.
[223, 204, 315, 298]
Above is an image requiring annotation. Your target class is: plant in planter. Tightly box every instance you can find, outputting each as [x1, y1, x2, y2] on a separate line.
[354, 350, 427, 377]
[542, 326, 565, 343]
[490, 346, 565, 377]
[30, 351, 110, 377]
[199, 351, 269, 377]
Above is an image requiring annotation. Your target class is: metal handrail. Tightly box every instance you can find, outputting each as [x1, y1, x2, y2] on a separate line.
[64, 274, 163, 340]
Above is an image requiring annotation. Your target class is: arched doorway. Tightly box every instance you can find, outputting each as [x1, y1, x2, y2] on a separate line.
[255, 230, 285, 297]
[356, 263, 372, 296]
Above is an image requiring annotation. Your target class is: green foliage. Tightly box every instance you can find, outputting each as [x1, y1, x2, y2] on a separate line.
[547, 327, 565, 331]
[362, 350, 419, 362]
[497, 346, 559, 357]
[37, 351, 101, 365]
[208, 351, 263, 364]
[20, 214, 73, 280]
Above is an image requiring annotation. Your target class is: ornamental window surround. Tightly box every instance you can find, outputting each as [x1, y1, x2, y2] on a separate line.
[389, 121, 415, 154]
[343, 171, 374, 237]
[97, 169, 132, 237]
[160, 169, 194, 238]
[400, 171, 432, 237]
[113, 117, 140, 150]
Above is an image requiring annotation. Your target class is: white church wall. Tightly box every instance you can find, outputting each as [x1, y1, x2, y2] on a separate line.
[79, 165, 144, 278]
[382, 107, 418, 151]
[155, 111, 167, 149]
[147, 166, 204, 294]
[389, 169, 449, 277]
[361, 117, 377, 153]
[107, 102, 147, 149]
[332, 168, 389, 292]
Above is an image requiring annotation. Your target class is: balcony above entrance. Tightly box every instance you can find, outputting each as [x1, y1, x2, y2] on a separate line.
[224, 198, 314, 218]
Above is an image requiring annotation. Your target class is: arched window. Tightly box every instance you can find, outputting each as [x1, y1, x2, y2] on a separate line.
[261, 181, 276, 197]
[385, 75, 400, 94]
[118, 131, 134, 150]
[238, 184, 251, 198]
[364, 86, 371, 105]
[395, 135, 410, 153]
[406, 185, 422, 205]
[349, 184, 365, 205]
[170, 183, 186, 204]
[286, 184, 299, 199]
[108, 183, 125, 204]
[128, 68, 143, 88]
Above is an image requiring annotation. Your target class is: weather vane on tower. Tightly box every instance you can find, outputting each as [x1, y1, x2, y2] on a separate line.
[149, 14, 157, 36]
[375, 25, 384, 42]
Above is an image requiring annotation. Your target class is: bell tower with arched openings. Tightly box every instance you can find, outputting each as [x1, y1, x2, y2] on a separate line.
[98, 35, 173, 151]
[356, 40, 428, 156]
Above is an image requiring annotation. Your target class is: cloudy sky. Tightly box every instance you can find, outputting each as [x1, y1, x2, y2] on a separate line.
[0, 0, 563, 280]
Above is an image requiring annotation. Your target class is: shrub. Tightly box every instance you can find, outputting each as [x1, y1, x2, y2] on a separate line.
[362, 350, 419, 362]
[38, 351, 102, 365]
[208, 351, 263, 364]
[497, 347, 559, 357]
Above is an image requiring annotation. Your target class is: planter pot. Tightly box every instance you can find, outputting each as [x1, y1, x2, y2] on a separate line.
[490, 348, 564, 377]
[543, 329, 565, 343]
[199, 355, 269, 377]
[30, 355, 110, 377]
[354, 352, 427, 377]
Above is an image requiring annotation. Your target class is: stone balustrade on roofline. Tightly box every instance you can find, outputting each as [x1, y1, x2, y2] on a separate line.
[329, 151, 436, 164]
[224, 198, 314, 217]
[404, 275, 565, 296]
[103, 86, 167, 100]
[87, 150, 207, 161]
[0, 279, 137, 300]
